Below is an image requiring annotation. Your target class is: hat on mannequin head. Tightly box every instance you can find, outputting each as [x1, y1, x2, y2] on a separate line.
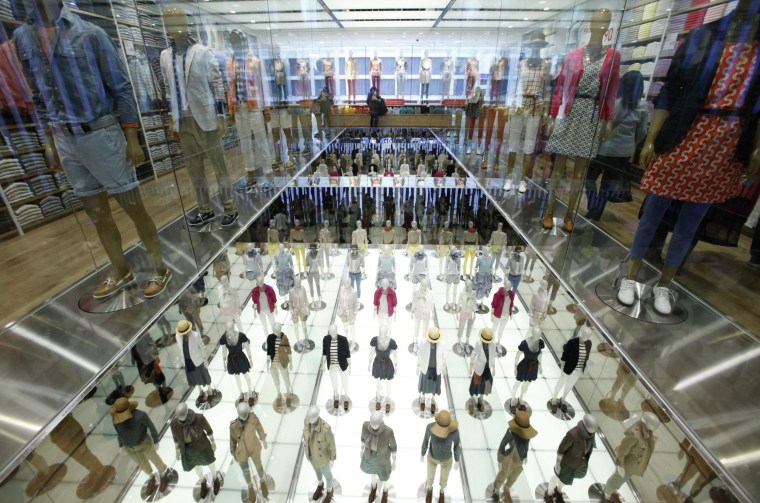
[176, 320, 192, 336]
[479, 328, 494, 344]
[109, 397, 138, 424]
[431, 410, 458, 438]
[426, 327, 442, 344]
[508, 410, 537, 439]
[369, 411, 384, 429]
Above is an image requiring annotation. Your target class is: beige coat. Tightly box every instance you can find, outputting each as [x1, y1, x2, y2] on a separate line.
[303, 418, 336, 470]
[229, 413, 267, 463]
[616, 421, 656, 476]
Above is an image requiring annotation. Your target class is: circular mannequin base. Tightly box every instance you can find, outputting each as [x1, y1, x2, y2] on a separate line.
[145, 387, 173, 407]
[504, 398, 533, 417]
[196, 390, 222, 410]
[436, 274, 445, 282]
[358, 302, 365, 311]
[79, 277, 149, 313]
[417, 484, 451, 503]
[326, 395, 352, 416]
[281, 301, 290, 311]
[140, 469, 178, 501]
[452, 342, 474, 357]
[193, 472, 224, 501]
[546, 399, 576, 420]
[411, 398, 438, 419]
[187, 218, 222, 233]
[369, 398, 396, 416]
[408, 342, 419, 355]
[443, 303, 460, 314]
[532, 217, 570, 237]
[239, 475, 275, 503]
[322, 272, 336, 280]
[588, 483, 625, 502]
[495, 343, 507, 357]
[475, 304, 490, 315]
[25, 463, 67, 497]
[294, 339, 316, 354]
[656, 483, 685, 503]
[641, 398, 671, 423]
[365, 483, 396, 502]
[535, 482, 570, 503]
[309, 479, 343, 501]
[485, 483, 523, 503]
[547, 305, 558, 315]
[492, 274, 503, 283]
[595, 281, 688, 325]
[596, 342, 619, 358]
[76, 465, 115, 499]
[274, 393, 299, 414]
[350, 341, 360, 354]
[465, 397, 493, 419]
[234, 392, 258, 407]
[310, 301, 327, 311]
[566, 303, 578, 314]
[523, 275, 535, 284]
[406, 302, 413, 312]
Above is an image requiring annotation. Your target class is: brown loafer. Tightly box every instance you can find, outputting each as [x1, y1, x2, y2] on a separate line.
[563, 216, 574, 233]
[200, 479, 209, 499]
[368, 484, 377, 503]
[261, 479, 269, 499]
[343, 400, 349, 411]
[438, 490, 445, 503]
[430, 402, 436, 414]
[213, 474, 221, 495]
[145, 474, 158, 494]
[312, 482, 324, 500]
[420, 401, 425, 411]
[385, 403, 391, 414]
[425, 488, 433, 503]
[543, 213, 554, 230]
[144, 268, 172, 298]
[375, 401, 381, 411]
[333, 399, 339, 410]
[381, 489, 389, 503]
[323, 488, 334, 503]
[247, 483, 257, 503]
[158, 470, 171, 492]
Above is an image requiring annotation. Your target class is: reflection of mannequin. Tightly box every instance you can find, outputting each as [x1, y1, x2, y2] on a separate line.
[409, 250, 429, 284]
[289, 276, 311, 344]
[444, 249, 461, 308]
[417, 328, 446, 412]
[511, 327, 544, 410]
[376, 245, 397, 288]
[290, 219, 306, 273]
[252, 276, 277, 337]
[474, 248, 494, 307]
[457, 280, 477, 348]
[346, 51, 357, 103]
[267, 219, 280, 254]
[361, 411, 398, 502]
[551, 324, 592, 412]
[221, 321, 255, 404]
[230, 403, 269, 500]
[322, 324, 351, 410]
[545, 415, 598, 500]
[369, 326, 398, 412]
[171, 403, 220, 499]
[348, 245, 365, 297]
[407, 220, 422, 256]
[491, 286, 514, 344]
[15, 1, 170, 299]
[489, 223, 507, 275]
[370, 52, 383, 91]
[176, 320, 215, 401]
[438, 222, 454, 271]
[529, 280, 550, 327]
[267, 322, 294, 401]
[382, 221, 395, 245]
[304, 406, 337, 503]
[161, 8, 237, 227]
[395, 52, 407, 98]
[603, 412, 659, 500]
[506, 248, 526, 293]
[337, 278, 360, 344]
[411, 282, 434, 351]
[353, 219, 368, 252]
[489, 55, 506, 101]
[544, 9, 620, 233]
[321, 56, 335, 96]
[440, 54, 454, 99]
[244, 246, 263, 281]
[491, 410, 537, 502]
[465, 88, 485, 154]
[373, 279, 398, 336]
[469, 328, 496, 410]
[419, 50, 433, 102]
[274, 243, 296, 297]
[319, 220, 333, 270]
[306, 245, 323, 302]
[463, 221, 479, 275]
[667, 439, 716, 501]
[217, 276, 243, 332]
[272, 48, 288, 102]
[465, 56, 479, 97]
[297, 57, 310, 98]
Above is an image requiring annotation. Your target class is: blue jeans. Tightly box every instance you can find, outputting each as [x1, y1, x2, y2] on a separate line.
[349, 272, 362, 297]
[630, 193, 710, 268]
[313, 463, 334, 489]
[507, 273, 521, 293]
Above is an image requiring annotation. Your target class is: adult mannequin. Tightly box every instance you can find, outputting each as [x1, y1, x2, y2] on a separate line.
[322, 324, 351, 411]
[252, 275, 277, 338]
[474, 248, 494, 309]
[409, 250, 429, 284]
[551, 324, 593, 414]
[544, 9, 620, 233]
[176, 320, 216, 402]
[483, 106, 509, 170]
[272, 47, 288, 103]
[469, 328, 496, 411]
[348, 244, 366, 297]
[229, 402, 270, 500]
[290, 219, 306, 274]
[109, 398, 171, 493]
[407, 220, 422, 256]
[370, 51, 383, 91]
[297, 56, 310, 98]
[440, 53, 454, 100]
[267, 219, 280, 255]
[489, 223, 508, 277]
[381, 220, 395, 245]
[602, 412, 659, 501]
[227, 30, 271, 183]
[170, 403, 220, 498]
[304, 406, 337, 502]
[491, 285, 515, 345]
[352, 219, 369, 253]
[395, 51, 408, 98]
[217, 276, 243, 332]
[306, 244, 323, 304]
[373, 278, 398, 336]
[361, 411, 398, 503]
[456, 280, 477, 352]
[270, 103, 298, 167]
[417, 327, 447, 413]
[421, 410, 461, 503]
[369, 326, 398, 413]
[289, 276, 311, 346]
[506, 248, 526, 293]
[266, 322, 294, 403]
[438, 222, 454, 273]
[346, 50, 357, 103]
[530, 280, 550, 327]
[491, 410, 538, 502]
[377, 245, 397, 289]
[504, 30, 550, 192]
[161, 8, 238, 228]
[411, 281, 434, 352]
[274, 243, 296, 300]
[321, 54, 335, 97]
[489, 54, 507, 101]
[545, 414, 598, 502]
[465, 56, 480, 97]
[319, 220, 333, 271]
[244, 245, 263, 281]
[465, 87, 485, 154]
[14, 0, 170, 299]
[462, 221, 479, 276]
[444, 249, 461, 308]
[213, 252, 231, 282]
[220, 321, 255, 405]
[337, 278, 360, 346]
[420, 50, 433, 102]
[510, 327, 545, 413]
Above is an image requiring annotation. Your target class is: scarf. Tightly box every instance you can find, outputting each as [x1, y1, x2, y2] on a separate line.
[467, 228, 476, 233]
[364, 424, 383, 454]
[578, 420, 596, 454]
[384, 226, 393, 232]
[178, 410, 201, 444]
[293, 226, 302, 231]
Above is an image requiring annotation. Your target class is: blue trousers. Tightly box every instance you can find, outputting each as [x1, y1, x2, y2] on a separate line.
[349, 271, 362, 297]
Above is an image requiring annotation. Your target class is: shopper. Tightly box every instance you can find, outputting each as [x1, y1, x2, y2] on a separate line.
[584, 70, 648, 221]
[367, 86, 385, 128]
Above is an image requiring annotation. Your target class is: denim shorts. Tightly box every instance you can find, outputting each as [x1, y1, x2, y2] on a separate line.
[53, 120, 139, 197]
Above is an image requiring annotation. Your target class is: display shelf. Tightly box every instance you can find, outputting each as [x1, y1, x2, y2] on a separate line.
[621, 56, 658, 64]
[0, 16, 22, 25]
[4, 188, 67, 208]
[675, 0, 731, 16]
[19, 208, 80, 232]
[143, 124, 166, 132]
[135, 5, 161, 16]
[622, 34, 665, 46]
[70, 8, 114, 22]
[621, 13, 670, 30]
[0, 123, 37, 130]
[14, 146, 44, 155]
[0, 169, 56, 184]
[140, 108, 168, 114]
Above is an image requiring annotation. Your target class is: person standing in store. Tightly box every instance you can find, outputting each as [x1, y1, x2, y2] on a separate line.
[367, 86, 385, 129]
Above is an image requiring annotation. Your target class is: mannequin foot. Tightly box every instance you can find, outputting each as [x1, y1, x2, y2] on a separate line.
[491, 488, 499, 502]
[425, 487, 433, 503]
[560, 399, 568, 413]
[550, 399, 558, 414]
[248, 392, 257, 406]
[146, 473, 158, 494]
[247, 483, 257, 503]
[542, 213, 554, 230]
[312, 482, 324, 500]
[376, 400, 382, 411]
[430, 402, 437, 414]
[553, 487, 566, 503]
[333, 398, 339, 409]
[385, 402, 391, 414]
[343, 399, 349, 411]
[381, 489, 389, 503]
[509, 400, 517, 415]
[324, 488, 334, 503]
[438, 490, 445, 503]
[608, 493, 623, 503]
[518, 180, 527, 193]
[503, 489, 514, 503]
[200, 478, 209, 499]
[503, 179, 512, 191]
[368, 484, 377, 503]
[617, 278, 636, 306]
[213, 473, 221, 495]
[239, 393, 245, 403]
[653, 286, 673, 315]
[93, 270, 135, 299]
[198, 391, 207, 403]
[286, 393, 293, 407]
[261, 478, 269, 499]
[563, 216, 574, 233]
[543, 490, 554, 503]
[420, 400, 425, 412]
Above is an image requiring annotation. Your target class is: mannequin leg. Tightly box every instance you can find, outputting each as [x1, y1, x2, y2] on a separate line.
[271, 364, 283, 395]
[548, 475, 564, 495]
[465, 319, 474, 345]
[492, 315, 503, 343]
[280, 365, 293, 394]
[492, 250, 502, 275]
[329, 367, 340, 399]
[603, 469, 631, 496]
[553, 373, 568, 400]
[519, 381, 530, 401]
[445, 283, 452, 306]
[375, 379, 382, 402]
[544, 154, 568, 221]
[113, 189, 167, 274]
[562, 157, 590, 230]
[194, 466, 205, 482]
[234, 374, 244, 399]
[232, 312, 244, 334]
[561, 370, 582, 400]
[421, 317, 430, 350]
[477, 113, 487, 154]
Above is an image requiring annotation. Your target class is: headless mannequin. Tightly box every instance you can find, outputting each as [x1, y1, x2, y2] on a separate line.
[491, 285, 514, 344]
[289, 276, 311, 345]
[346, 50, 357, 103]
[173, 403, 218, 490]
[395, 51, 407, 98]
[275, 242, 295, 304]
[457, 279, 477, 349]
[445, 249, 461, 308]
[407, 220, 422, 256]
[267, 219, 279, 255]
[319, 221, 333, 270]
[439, 222, 454, 272]
[411, 281, 434, 352]
[370, 51, 383, 91]
[603, 412, 660, 499]
[273, 48, 288, 103]
[374, 279, 397, 337]
[511, 326, 543, 406]
[419, 50, 432, 102]
[507, 249, 526, 293]
[306, 246, 323, 304]
[363, 412, 397, 498]
[254, 275, 277, 338]
[489, 223, 508, 277]
[547, 414, 598, 498]
[322, 323, 351, 405]
[530, 280, 550, 327]
[544, 9, 614, 232]
[376, 244, 397, 289]
[217, 276, 243, 333]
[338, 278, 359, 345]
[222, 321, 255, 402]
[368, 326, 398, 408]
[552, 325, 592, 405]
[267, 322, 294, 400]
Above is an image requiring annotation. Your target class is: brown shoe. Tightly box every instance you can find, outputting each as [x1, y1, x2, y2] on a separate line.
[608, 493, 623, 503]
[323, 488, 334, 503]
[375, 401, 381, 411]
[553, 487, 566, 503]
[144, 268, 172, 298]
[425, 488, 433, 503]
[542, 213, 554, 230]
[385, 403, 391, 414]
[344, 400, 349, 411]
[93, 270, 136, 299]
[430, 402, 436, 414]
[248, 393, 257, 407]
[503, 489, 514, 503]
[200, 479, 209, 499]
[239, 393, 245, 403]
[312, 482, 324, 500]
[158, 469, 171, 492]
[420, 401, 426, 411]
[213, 474, 221, 495]
[381, 489, 389, 503]
[247, 483, 257, 503]
[333, 399, 339, 409]
[438, 490, 445, 503]
[368, 484, 377, 502]
[286, 394, 292, 407]
[560, 400, 568, 413]
[543, 491, 554, 503]
[261, 479, 269, 499]
[563, 216, 574, 233]
[550, 399, 558, 414]
[145, 474, 158, 494]
[491, 489, 500, 502]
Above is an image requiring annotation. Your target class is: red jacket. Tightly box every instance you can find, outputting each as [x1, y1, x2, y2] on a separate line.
[491, 287, 515, 319]
[252, 284, 276, 313]
[373, 287, 397, 316]
[550, 47, 620, 121]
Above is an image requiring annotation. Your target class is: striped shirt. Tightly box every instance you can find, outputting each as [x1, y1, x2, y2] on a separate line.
[577, 342, 588, 371]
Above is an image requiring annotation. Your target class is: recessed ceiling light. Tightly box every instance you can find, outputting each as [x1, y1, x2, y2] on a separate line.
[266, 27, 271, 30]
[544, 7, 549, 9]
[419, 32, 423, 34]
[233, 3, 239, 6]
[435, 32, 439, 34]
[230, 10, 236, 13]
[250, 19, 256, 23]
[508, 25, 513, 28]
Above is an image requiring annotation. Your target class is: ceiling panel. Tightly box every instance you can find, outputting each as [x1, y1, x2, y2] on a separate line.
[324, 0, 449, 8]
[335, 11, 440, 21]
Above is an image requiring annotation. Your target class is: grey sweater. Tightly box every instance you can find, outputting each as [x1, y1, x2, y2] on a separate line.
[114, 409, 159, 448]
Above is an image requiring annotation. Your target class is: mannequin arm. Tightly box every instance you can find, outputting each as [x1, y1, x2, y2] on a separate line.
[175, 442, 182, 459]
[222, 347, 229, 371]
[124, 128, 145, 166]
[391, 349, 398, 372]
[537, 354, 543, 375]
[346, 357, 351, 374]
[639, 109, 670, 170]
[513, 351, 520, 374]
[368, 347, 375, 372]
[320, 355, 327, 371]
[554, 454, 564, 475]
[244, 342, 253, 364]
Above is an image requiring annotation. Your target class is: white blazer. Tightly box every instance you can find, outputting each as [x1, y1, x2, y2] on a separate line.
[470, 341, 496, 375]
[417, 339, 446, 376]
[160, 43, 225, 132]
[177, 330, 206, 367]
[412, 288, 434, 320]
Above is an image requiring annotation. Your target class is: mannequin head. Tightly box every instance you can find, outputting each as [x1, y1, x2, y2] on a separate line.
[641, 411, 660, 432]
[468, 220, 474, 228]
[279, 243, 285, 253]
[226, 320, 235, 334]
[307, 405, 320, 424]
[237, 402, 251, 421]
[229, 30, 247, 56]
[444, 221, 449, 230]
[270, 219, 275, 228]
[483, 247, 491, 257]
[175, 402, 189, 421]
[351, 244, 359, 258]
[385, 220, 391, 228]
[163, 7, 189, 41]
[323, 220, 329, 228]
[529, 325, 541, 340]
[348, 50, 353, 58]
[356, 220, 362, 230]
[512, 248, 521, 258]
[497, 222, 503, 231]
[373, 50, 378, 58]
[369, 411, 384, 429]
[539, 279, 548, 292]
[273, 322, 282, 336]
[581, 413, 598, 434]
[294, 276, 302, 288]
[580, 324, 593, 341]
[309, 244, 318, 258]
[294, 218, 300, 228]
[328, 323, 338, 339]
[381, 279, 390, 292]
[256, 275, 265, 288]
[411, 220, 418, 230]
[398, 49, 403, 58]
[588, 8, 612, 46]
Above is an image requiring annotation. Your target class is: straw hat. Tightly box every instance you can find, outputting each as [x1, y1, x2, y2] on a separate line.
[426, 327, 442, 344]
[480, 328, 494, 344]
[431, 410, 459, 438]
[176, 319, 192, 336]
[109, 397, 138, 425]
[509, 410, 538, 439]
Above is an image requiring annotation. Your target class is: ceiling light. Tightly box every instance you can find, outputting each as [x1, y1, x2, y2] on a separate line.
[544, 7, 549, 9]
[419, 32, 423, 34]
[435, 32, 439, 34]
[250, 19, 256, 23]
[233, 3, 239, 6]
[523, 17, 529, 20]
[230, 10, 236, 13]
[508, 25, 513, 28]
[266, 27, 271, 30]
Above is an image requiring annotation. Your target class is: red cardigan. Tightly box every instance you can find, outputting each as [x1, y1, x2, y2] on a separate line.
[491, 287, 515, 319]
[252, 284, 276, 313]
[373, 287, 398, 316]
[550, 47, 621, 121]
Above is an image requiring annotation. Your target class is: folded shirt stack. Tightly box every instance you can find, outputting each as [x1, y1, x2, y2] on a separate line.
[61, 190, 81, 209]
[9, 130, 40, 151]
[704, 3, 727, 23]
[28, 174, 58, 195]
[4, 182, 34, 203]
[169, 140, 181, 155]
[0, 0, 14, 19]
[40, 195, 65, 216]
[53, 172, 72, 190]
[16, 204, 43, 227]
[0, 159, 24, 180]
[20, 152, 47, 174]
[653, 58, 672, 77]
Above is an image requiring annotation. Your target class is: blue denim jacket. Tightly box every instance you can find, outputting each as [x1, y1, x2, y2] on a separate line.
[13, 6, 138, 128]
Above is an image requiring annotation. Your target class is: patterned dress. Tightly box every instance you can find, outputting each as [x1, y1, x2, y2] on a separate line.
[641, 42, 758, 204]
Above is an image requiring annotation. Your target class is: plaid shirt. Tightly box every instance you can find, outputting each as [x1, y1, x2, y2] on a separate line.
[513, 59, 548, 114]
[226, 53, 262, 113]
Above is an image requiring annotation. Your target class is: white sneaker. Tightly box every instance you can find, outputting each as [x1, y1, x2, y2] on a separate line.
[503, 179, 513, 191]
[466, 145, 472, 154]
[617, 278, 636, 306]
[652, 286, 672, 315]
[477, 147, 483, 155]
[518, 180, 527, 193]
